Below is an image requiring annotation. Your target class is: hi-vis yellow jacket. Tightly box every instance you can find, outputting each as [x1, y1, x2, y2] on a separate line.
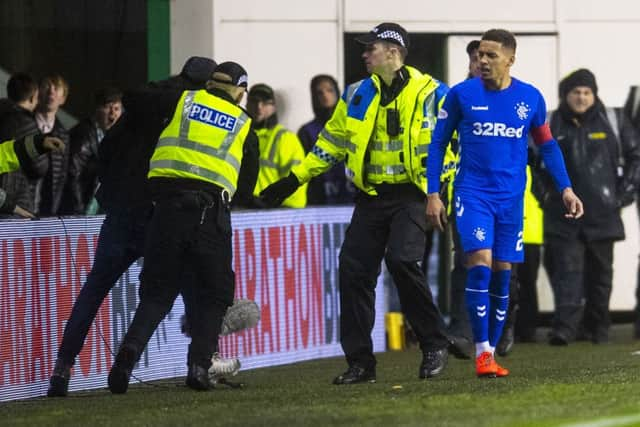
[523, 166, 543, 245]
[0, 140, 21, 174]
[253, 124, 308, 208]
[0, 134, 45, 174]
[148, 90, 251, 197]
[291, 66, 456, 195]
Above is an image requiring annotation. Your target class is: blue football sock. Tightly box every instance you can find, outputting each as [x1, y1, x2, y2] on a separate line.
[489, 269, 511, 347]
[465, 265, 492, 344]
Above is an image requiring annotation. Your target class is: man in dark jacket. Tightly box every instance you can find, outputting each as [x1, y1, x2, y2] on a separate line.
[541, 68, 640, 345]
[297, 75, 355, 205]
[62, 87, 123, 214]
[0, 72, 42, 217]
[33, 74, 71, 216]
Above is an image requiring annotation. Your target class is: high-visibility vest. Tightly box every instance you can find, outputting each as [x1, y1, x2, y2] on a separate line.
[253, 124, 307, 208]
[292, 66, 455, 195]
[148, 90, 251, 197]
[0, 139, 20, 174]
[523, 166, 543, 244]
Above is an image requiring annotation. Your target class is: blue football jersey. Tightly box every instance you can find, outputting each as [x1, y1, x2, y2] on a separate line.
[427, 77, 547, 197]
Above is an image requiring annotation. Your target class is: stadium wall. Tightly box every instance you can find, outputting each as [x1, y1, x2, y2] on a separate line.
[0, 207, 387, 402]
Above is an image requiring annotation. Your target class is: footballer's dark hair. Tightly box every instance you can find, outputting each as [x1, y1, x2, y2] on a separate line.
[481, 29, 517, 52]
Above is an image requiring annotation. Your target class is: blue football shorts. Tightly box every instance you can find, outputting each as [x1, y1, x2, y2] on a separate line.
[453, 190, 524, 263]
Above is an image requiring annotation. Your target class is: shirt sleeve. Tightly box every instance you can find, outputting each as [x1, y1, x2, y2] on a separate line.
[426, 87, 461, 193]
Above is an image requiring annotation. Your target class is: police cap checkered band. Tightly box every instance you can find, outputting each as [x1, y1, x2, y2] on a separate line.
[211, 61, 248, 88]
[355, 22, 409, 48]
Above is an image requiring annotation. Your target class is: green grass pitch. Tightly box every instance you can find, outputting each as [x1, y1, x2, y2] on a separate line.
[3, 325, 640, 427]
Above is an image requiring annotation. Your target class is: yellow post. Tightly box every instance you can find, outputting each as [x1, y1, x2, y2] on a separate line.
[385, 312, 405, 351]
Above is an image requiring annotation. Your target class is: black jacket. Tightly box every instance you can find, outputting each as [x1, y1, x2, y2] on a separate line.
[34, 117, 70, 216]
[540, 100, 640, 241]
[0, 99, 42, 214]
[61, 118, 102, 214]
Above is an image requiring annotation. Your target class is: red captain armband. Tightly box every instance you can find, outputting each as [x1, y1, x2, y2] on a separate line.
[531, 123, 553, 145]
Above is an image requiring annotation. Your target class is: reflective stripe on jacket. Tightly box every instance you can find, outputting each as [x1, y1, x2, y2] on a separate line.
[148, 90, 251, 196]
[292, 66, 454, 195]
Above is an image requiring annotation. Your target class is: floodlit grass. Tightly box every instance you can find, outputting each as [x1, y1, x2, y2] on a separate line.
[3, 326, 640, 427]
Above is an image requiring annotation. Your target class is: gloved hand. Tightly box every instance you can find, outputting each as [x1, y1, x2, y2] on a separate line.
[259, 173, 300, 207]
[34, 135, 65, 154]
[618, 190, 636, 208]
[617, 181, 636, 208]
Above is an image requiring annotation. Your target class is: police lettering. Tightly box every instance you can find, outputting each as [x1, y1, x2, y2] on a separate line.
[472, 122, 524, 138]
[188, 103, 237, 131]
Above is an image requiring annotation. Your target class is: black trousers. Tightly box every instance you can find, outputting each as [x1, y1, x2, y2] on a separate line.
[119, 190, 234, 368]
[546, 236, 614, 341]
[339, 187, 449, 369]
[514, 244, 541, 341]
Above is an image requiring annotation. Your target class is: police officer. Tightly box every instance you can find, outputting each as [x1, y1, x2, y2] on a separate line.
[261, 23, 451, 384]
[108, 61, 258, 393]
[246, 83, 308, 208]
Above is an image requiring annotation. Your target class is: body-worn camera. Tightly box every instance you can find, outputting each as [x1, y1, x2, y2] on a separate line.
[387, 108, 400, 137]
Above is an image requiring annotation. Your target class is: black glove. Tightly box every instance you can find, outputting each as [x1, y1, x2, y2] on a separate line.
[259, 173, 300, 207]
[617, 181, 636, 208]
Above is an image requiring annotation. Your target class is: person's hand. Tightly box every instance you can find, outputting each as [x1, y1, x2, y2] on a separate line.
[426, 193, 448, 231]
[42, 136, 65, 152]
[13, 205, 36, 219]
[259, 173, 300, 207]
[561, 187, 584, 219]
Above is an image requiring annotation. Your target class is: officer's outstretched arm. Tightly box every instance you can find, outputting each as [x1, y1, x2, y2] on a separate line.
[0, 135, 65, 175]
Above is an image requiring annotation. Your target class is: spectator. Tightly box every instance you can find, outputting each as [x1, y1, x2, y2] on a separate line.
[63, 86, 123, 214]
[247, 83, 307, 208]
[0, 72, 42, 217]
[298, 74, 355, 205]
[34, 74, 70, 215]
[542, 69, 640, 345]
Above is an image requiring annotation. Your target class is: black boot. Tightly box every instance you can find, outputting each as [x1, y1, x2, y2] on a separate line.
[108, 345, 138, 394]
[332, 365, 376, 385]
[186, 363, 211, 391]
[47, 358, 71, 397]
[419, 348, 448, 379]
[497, 303, 518, 357]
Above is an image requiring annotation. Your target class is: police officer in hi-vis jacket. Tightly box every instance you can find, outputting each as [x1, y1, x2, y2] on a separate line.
[108, 62, 258, 393]
[261, 23, 453, 384]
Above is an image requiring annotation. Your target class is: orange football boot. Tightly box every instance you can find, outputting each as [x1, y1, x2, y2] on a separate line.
[475, 352, 510, 378]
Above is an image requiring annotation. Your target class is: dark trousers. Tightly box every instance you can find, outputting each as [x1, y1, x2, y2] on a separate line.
[514, 244, 541, 341]
[119, 190, 234, 368]
[448, 213, 471, 339]
[57, 208, 150, 365]
[338, 188, 449, 369]
[546, 236, 614, 341]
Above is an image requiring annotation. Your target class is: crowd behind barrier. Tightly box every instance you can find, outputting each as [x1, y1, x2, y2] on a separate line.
[0, 207, 387, 401]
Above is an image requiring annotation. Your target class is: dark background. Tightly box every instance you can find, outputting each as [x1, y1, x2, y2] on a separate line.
[0, 0, 151, 119]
